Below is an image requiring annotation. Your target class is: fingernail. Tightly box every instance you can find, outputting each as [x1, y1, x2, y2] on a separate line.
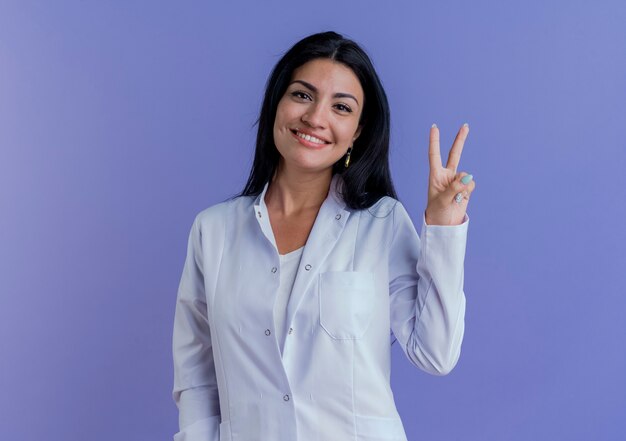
[432, 123, 437, 128]
[461, 174, 473, 185]
[463, 123, 469, 128]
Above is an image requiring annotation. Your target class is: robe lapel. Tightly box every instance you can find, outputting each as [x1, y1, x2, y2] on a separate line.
[285, 174, 350, 328]
[252, 174, 351, 331]
[253, 182, 277, 252]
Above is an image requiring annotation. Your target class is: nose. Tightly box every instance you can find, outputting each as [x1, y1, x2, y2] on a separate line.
[301, 102, 326, 128]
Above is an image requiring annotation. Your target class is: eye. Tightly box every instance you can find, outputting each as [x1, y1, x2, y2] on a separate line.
[335, 103, 352, 113]
[291, 91, 311, 100]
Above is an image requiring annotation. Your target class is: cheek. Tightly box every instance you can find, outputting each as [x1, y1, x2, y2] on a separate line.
[273, 104, 293, 151]
[338, 122, 359, 143]
[273, 107, 287, 134]
[274, 102, 292, 131]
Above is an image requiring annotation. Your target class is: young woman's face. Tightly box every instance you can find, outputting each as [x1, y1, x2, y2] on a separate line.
[273, 58, 364, 175]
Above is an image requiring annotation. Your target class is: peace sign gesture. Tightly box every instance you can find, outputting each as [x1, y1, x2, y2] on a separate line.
[424, 123, 476, 226]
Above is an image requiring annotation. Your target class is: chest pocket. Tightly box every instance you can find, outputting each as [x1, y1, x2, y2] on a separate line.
[318, 271, 376, 340]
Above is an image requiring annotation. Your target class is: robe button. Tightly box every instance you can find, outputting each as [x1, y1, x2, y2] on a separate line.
[288, 327, 293, 335]
[265, 329, 271, 336]
[335, 213, 341, 220]
[257, 211, 262, 218]
[305, 264, 312, 271]
[271, 267, 277, 273]
[283, 394, 290, 401]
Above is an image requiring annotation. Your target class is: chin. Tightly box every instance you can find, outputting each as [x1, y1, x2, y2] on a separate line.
[284, 157, 337, 174]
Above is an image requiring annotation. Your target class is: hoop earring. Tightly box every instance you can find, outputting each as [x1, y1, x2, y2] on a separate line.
[344, 146, 353, 168]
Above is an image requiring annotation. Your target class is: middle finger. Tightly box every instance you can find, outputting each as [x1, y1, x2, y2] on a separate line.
[445, 123, 469, 172]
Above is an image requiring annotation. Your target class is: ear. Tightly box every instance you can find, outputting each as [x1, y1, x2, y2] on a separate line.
[353, 125, 363, 143]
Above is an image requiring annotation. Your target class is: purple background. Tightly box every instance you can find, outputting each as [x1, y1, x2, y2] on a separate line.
[1, 1, 625, 440]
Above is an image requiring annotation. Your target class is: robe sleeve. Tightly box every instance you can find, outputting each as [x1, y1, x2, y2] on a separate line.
[388, 201, 469, 375]
[172, 215, 221, 440]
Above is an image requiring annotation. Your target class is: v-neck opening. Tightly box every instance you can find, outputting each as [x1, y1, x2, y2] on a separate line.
[279, 246, 304, 261]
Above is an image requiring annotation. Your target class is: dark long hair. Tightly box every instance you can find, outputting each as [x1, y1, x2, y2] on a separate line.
[235, 31, 397, 209]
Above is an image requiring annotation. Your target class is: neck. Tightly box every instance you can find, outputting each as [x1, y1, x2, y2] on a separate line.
[265, 163, 332, 217]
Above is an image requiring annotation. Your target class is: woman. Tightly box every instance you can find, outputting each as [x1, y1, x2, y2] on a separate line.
[172, 31, 475, 441]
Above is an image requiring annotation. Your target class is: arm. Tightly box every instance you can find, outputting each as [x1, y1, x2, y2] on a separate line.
[172, 215, 221, 440]
[388, 201, 469, 375]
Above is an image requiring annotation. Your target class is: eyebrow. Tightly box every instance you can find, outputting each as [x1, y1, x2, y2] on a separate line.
[289, 80, 359, 106]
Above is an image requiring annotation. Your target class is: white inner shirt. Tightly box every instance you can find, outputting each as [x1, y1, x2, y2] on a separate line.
[273, 246, 304, 355]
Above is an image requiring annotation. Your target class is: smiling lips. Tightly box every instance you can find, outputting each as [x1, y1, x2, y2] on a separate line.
[290, 129, 331, 146]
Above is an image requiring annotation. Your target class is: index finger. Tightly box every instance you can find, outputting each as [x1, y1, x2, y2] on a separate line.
[428, 124, 442, 172]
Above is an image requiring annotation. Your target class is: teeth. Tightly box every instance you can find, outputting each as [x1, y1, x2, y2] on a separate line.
[296, 131, 326, 144]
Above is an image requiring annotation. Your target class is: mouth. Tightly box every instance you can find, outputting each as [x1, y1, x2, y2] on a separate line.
[290, 129, 331, 146]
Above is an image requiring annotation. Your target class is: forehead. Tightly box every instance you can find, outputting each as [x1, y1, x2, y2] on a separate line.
[290, 59, 363, 98]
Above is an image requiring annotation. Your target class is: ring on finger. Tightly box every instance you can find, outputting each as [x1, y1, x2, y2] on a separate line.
[454, 191, 469, 204]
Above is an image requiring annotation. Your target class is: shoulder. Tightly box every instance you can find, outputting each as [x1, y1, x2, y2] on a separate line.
[358, 195, 402, 221]
[193, 194, 255, 230]
[355, 196, 417, 237]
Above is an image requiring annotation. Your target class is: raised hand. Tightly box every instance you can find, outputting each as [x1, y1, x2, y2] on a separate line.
[424, 123, 476, 226]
